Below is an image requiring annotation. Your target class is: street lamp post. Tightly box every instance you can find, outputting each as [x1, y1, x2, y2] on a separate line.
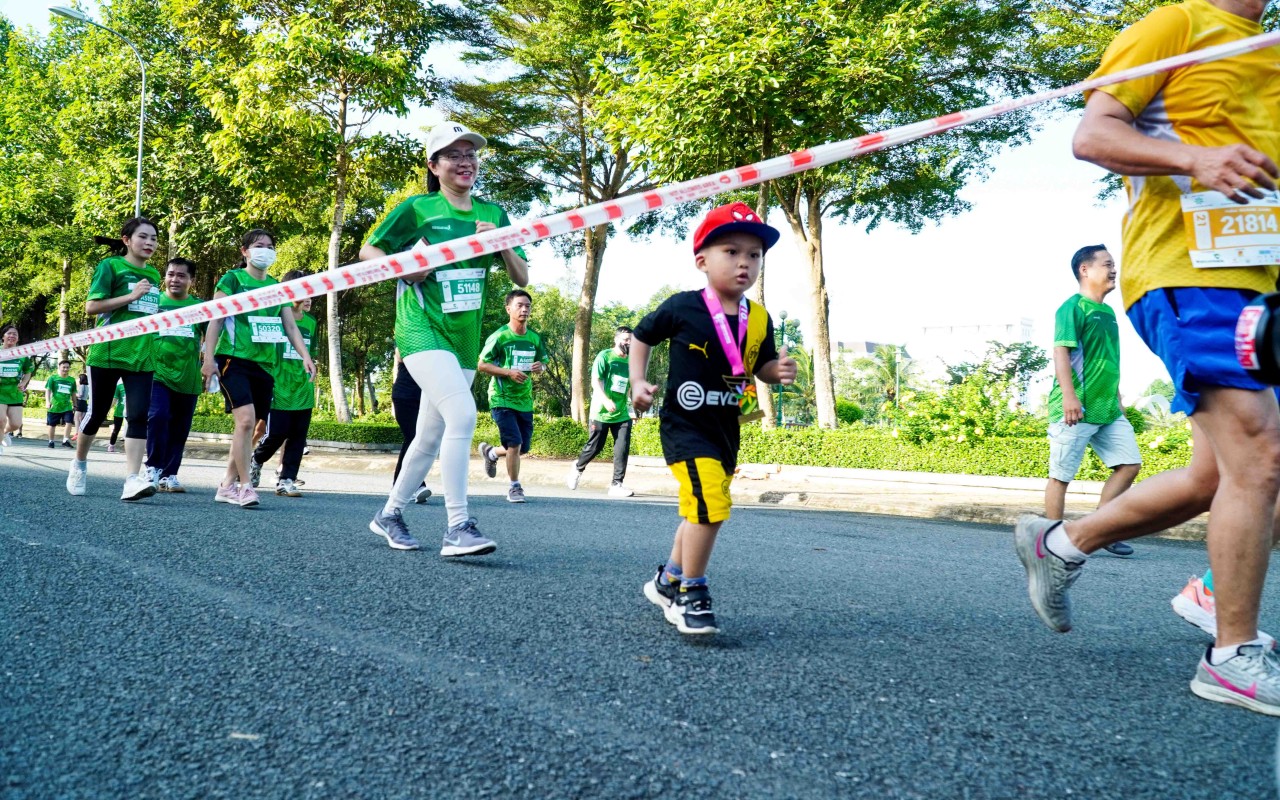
[50, 6, 146, 218]
[776, 310, 788, 427]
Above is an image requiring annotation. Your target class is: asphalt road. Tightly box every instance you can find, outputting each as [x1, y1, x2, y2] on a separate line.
[2, 438, 1277, 800]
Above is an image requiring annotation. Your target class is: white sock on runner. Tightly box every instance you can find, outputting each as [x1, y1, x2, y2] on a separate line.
[1045, 524, 1087, 563]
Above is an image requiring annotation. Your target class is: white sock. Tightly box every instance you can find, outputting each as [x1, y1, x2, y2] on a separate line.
[382, 499, 402, 516]
[1211, 637, 1270, 665]
[1044, 523, 1086, 563]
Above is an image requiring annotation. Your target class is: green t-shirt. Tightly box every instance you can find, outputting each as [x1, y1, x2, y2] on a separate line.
[590, 349, 631, 424]
[112, 382, 125, 418]
[85, 256, 162, 372]
[214, 269, 286, 366]
[1048, 294, 1123, 425]
[154, 294, 206, 395]
[46, 375, 77, 413]
[0, 357, 33, 405]
[476, 325, 545, 412]
[479, 324, 547, 412]
[273, 311, 317, 411]
[365, 193, 527, 366]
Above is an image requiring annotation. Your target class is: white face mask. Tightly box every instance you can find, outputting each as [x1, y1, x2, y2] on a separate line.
[248, 247, 276, 269]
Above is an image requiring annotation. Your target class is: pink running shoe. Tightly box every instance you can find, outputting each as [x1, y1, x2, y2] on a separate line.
[214, 483, 240, 505]
[106, 443, 116, 454]
[238, 485, 260, 508]
[1172, 575, 1277, 648]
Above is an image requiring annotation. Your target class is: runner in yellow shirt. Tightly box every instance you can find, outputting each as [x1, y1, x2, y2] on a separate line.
[1014, 0, 1280, 716]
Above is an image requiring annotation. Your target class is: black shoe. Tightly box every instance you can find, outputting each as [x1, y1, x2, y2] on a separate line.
[478, 442, 498, 478]
[664, 584, 719, 635]
[61, 440, 73, 448]
[1103, 541, 1135, 556]
[47, 440, 55, 449]
[642, 565, 679, 609]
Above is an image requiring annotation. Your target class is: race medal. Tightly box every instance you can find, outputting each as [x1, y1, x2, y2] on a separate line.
[1182, 190, 1280, 268]
[436, 268, 485, 313]
[701, 288, 757, 423]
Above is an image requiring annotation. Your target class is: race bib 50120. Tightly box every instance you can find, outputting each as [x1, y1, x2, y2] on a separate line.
[1183, 190, 1280, 268]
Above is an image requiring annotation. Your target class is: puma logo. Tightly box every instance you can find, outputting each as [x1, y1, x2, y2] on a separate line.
[688, 341, 709, 358]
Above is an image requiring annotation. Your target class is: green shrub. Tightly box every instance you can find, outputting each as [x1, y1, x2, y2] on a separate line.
[1123, 405, 1147, 434]
[835, 398, 864, 425]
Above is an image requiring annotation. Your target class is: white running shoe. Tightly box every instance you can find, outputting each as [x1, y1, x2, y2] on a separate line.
[2, 432, 13, 448]
[165, 476, 186, 493]
[145, 466, 161, 488]
[121, 473, 157, 502]
[1190, 643, 1280, 716]
[566, 468, 581, 490]
[608, 483, 634, 498]
[66, 461, 87, 496]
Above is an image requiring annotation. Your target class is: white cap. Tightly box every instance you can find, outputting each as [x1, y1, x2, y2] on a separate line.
[426, 122, 487, 160]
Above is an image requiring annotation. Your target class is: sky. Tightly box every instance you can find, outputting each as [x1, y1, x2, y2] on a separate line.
[3, 1, 1174, 399]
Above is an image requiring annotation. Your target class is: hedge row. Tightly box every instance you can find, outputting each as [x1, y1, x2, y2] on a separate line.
[187, 414, 1193, 480]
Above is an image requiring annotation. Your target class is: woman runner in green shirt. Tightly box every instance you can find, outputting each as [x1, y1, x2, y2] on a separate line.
[362, 121, 529, 555]
[66, 217, 163, 502]
[202, 229, 316, 508]
[0, 323, 34, 451]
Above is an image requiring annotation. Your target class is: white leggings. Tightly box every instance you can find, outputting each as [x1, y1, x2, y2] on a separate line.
[386, 350, 477, 527]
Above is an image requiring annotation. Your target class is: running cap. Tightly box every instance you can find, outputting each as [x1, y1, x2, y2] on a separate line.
[426, 122, 487, 160]
[692, 201, 780, 253]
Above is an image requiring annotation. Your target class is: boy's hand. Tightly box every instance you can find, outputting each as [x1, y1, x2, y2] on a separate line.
[632, 380, 659, 413]
[775, 347, 798, 385]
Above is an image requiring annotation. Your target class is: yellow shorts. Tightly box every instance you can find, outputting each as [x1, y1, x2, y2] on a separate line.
[670, 458, 733, 524]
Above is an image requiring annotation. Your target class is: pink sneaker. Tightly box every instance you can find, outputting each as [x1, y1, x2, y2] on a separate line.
[1172, 575, 1277, 649]
[106, 444, 116, 454]
[214, 483, 240, 505]
[238, 485, 260, 508]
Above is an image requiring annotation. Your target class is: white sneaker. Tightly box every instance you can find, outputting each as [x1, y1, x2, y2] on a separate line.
[165, 476, 186, 493]
[145, 466, 162, 487]
[157, 477, 172, 492]
[2, 433, 12, 448]
[1191, 644, 1280, 716]
[121, 473, 157, 502]
[608, 483, 634, 498]
[66, 460, 87, 496]
[567, 468, 582, 490]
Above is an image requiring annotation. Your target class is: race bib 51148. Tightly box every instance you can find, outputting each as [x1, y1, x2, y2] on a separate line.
[436, 268, 485, 314]
[1182, 191, 1280, 268]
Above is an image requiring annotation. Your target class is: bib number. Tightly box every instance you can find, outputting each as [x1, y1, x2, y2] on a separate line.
[126, 281, 160, 314]
[56, 384, 71, 394]
[610, 373, 629, 394]
[0, 364, 18, 379]
[248, 315, 284, 344]
[437, 268, 485, 313]
[511, 349, 535, 372]
[158, 325, 195, 339]
[1182, 191, 1280, 268]
[283, 335, 312, 361]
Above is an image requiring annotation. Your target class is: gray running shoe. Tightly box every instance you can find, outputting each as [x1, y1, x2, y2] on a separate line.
[440, 518, 496, 557]
[1190, 643, 1280, 716]
[479, 442, 498, 478]
[507, 483, 526, 503]
[413, 485, 433, 504]
[249, 459, 262, 488]
[369, 508, 420, 551]
[1014, 514, 1083, 633]
[276, 479, 302, 497]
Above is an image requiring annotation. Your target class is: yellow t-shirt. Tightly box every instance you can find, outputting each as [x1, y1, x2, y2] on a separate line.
[1087, 0, 1280, 309]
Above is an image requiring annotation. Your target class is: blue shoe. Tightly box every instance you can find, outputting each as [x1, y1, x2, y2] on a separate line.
[369, 508, 420, 551]
[440, 518, 496, 557]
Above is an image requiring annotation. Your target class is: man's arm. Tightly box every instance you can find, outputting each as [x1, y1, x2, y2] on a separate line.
[629, 341, 657, 413]
[1073, 91, 1277, 201]
[1054, 346, 1083, 426]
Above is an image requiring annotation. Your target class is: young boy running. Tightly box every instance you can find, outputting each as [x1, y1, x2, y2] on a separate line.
[45, 360, 77, 448]
[632, 202, 796, 635]
[477, 289, 547, 503]
[106, 382, 125, 454]
[251, 271, 318, 498]
[146, 258, 204, 492]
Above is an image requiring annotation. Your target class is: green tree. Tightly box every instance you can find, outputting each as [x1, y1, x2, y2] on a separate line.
[172, 0, 446, 422]
[600, 0, 1036, 429]
[1142, 378, 1175, 402]
[446, 0, 663, 424]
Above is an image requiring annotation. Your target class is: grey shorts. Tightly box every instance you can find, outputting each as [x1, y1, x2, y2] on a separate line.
[1047, 416, 1142, 483]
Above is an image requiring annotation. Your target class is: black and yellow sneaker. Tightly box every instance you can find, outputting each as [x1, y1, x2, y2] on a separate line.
[642, 565, 679, 609]
[664, 584, 719, 635]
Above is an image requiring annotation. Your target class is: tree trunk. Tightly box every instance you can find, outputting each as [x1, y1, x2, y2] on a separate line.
[367, 371, 379, 415]
[59, 257, 72, 362]
[326, 90, 354, 423]
[570, 224, 609, 424]
[779, 185, 837, 428]
[753, 182, 776, 429]
[168, 214, 180, 262]
[355, 354, 366, 416]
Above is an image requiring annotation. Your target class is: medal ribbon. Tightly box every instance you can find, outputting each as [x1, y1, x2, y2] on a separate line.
[701, 288, 749, 376]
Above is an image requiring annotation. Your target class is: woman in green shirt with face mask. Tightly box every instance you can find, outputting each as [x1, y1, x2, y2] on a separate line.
[0, 323, 34, 451]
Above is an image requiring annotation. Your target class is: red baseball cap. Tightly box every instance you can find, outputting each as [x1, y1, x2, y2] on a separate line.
[692, 201, 780, 253]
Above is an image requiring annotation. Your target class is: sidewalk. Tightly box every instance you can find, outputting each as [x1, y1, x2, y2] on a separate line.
[177, 430, 1210, 542]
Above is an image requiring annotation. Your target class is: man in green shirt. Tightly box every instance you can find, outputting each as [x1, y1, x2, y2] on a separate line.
[477, 290, 547, 503]
[146, 258, 205, 492]
[1044, 245, 1142, 555]
[45, 360, 77, 448]
[569, 326, 635, 498]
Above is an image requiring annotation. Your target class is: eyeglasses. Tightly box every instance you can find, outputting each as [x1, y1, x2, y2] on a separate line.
[436, 151, 479, 164]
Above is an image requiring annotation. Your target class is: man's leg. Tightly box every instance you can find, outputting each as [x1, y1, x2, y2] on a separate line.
[1044, 479, 1070, 520]
[611, 420, 632, 485]
[1043, 422, 1089, 520]
[575, 422, 609, 472]
[146, 381, 171, 472]
[1098, 463, 1141, 506]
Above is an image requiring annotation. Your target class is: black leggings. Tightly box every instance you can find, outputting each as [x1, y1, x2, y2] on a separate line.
[82, 367, 152, 440]
[253, 408, 313, 481]
[108, 417, 123, 445]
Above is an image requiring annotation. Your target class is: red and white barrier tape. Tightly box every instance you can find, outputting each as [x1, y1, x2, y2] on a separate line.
[4, 28, 1279, 361]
